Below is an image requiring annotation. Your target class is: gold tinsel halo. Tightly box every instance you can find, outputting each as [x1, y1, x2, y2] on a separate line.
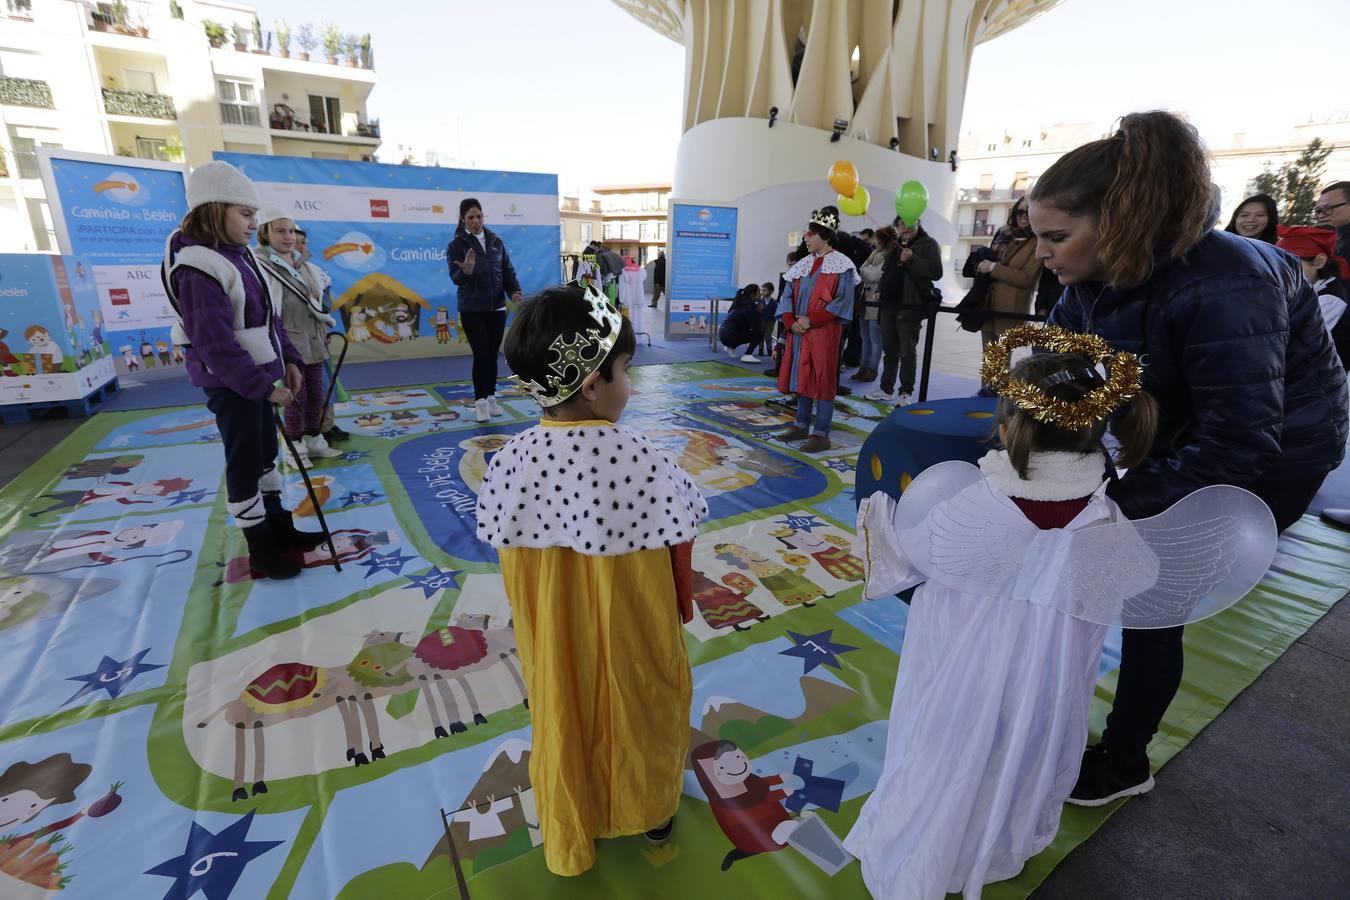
[980, 324, 1142, 431]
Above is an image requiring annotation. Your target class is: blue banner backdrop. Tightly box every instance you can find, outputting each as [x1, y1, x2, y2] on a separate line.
[216, 153, 561, 362]
[43, 152, 188, 377]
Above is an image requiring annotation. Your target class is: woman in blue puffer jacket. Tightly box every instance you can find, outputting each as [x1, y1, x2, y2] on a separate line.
[448, 197, 523, 422]
[1029, 110, 1348, 807]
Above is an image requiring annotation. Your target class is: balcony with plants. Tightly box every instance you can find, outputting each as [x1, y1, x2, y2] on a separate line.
[0, 75, 52, 108]
[203, 16, 375, 72]
[85, 0, 155, 38]
[267, 101, 379, 142]
[103, 86, 176, 119]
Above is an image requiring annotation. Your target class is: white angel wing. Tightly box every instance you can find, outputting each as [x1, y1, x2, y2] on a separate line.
[1043, 485, 1277, 628]
[907, 480, 1038, 597]
[854, 461, 984, 599]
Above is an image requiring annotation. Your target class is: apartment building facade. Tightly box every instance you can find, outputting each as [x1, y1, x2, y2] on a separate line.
[0, 0, 380, 251]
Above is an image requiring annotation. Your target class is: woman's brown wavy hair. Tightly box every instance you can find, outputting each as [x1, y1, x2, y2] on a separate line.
[1029, 111, 1216, 289]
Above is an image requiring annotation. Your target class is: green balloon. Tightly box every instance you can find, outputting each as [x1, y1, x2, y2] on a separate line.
[894, 180, 928, 226]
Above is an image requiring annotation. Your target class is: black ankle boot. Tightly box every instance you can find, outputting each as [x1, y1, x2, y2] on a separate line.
[243, 522, 301, 580]
[267, 510, 328, 552]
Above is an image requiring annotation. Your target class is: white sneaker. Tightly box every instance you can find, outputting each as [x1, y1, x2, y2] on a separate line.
[894, 392, 913, 407]
[739, 354, 759, 363]
[726, 346, 739, 358]
[486, 395, 504, 417]
[864, 388, 894, 402]
[284, 439, 310, 469]
[303, 433, 343, 459]
[474, 398, 489, 423]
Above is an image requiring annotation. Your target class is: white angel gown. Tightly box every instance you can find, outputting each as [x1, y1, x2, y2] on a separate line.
[844, 451, 1121, 899]
[843, 449, 1277, 899]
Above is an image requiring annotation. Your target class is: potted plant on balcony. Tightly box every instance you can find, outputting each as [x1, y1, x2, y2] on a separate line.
[169, 1, 184, 21]
[270, 102, 295, 131]
[342, 33, 359, 67]
[296, 24, 316, 61]
[359, 34, 372, 69]
[276, 21, 291, 58]
[204, 20, 227, 48]
[232, 23, 248, 52]
[252, 16, 268, 54]
[321, 23, 341, 65]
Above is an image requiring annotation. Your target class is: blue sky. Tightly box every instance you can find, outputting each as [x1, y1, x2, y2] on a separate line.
[260, 0, 1346, 188]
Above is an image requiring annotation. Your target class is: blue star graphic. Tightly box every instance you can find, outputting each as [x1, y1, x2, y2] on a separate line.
[195, 433, 220, 443]
[824, 458, 854, 473]
[64, 648, 164, 705]
[339, 490, 383, 508]
[145, 811, 282, 900]
[375, 428, 408, 439]
[357, 548, 415, 579]
[168, 489, 211, 506]
[404, 566, 464, 599]
[341, 451, 372, 462]
[778, 630, 859, 674]
[776, 514, 825, 533]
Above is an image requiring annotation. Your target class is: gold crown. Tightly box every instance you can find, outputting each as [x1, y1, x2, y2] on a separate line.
[980, 324, 1142, 431]
[809, 209, 839, 233]
[513, 281, 624, 409]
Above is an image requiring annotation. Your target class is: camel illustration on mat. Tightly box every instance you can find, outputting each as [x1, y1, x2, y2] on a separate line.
[365, 614, 528, 739]
[197, 632, 414, 801]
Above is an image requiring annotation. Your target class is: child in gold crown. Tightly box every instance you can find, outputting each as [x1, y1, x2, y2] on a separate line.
[844, 326, 1277, 899]
[476, 281, 708, 876]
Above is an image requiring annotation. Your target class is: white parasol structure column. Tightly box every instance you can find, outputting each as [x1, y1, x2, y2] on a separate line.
[612, 0, 1062, 285]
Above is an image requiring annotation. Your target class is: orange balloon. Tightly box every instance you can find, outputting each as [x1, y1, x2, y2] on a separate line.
[827, 160, 859, 197]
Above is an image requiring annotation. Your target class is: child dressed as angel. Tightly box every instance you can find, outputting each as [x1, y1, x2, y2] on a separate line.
[843, 326, 1277, 899]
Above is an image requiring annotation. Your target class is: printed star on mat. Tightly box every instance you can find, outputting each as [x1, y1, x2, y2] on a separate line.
[775, 514, 825, 533]
[779, 630, 859, 674]
[404, 566, 464, 599]
[341, 451, 372, 462]
[358, 548, 415, 579]
[145, 810, 281, 900]
[194, 433, 220, 443]
[824, 458, 855, 473]
[168, 489, 211, 506]
[375, 428, 408, 439]
[339, 490, 383, 508]
[63, 648, 164, 705]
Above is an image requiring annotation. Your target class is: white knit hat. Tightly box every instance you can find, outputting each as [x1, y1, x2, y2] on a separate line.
[258, 207, 293, 227]
[186, 161, 261, 211]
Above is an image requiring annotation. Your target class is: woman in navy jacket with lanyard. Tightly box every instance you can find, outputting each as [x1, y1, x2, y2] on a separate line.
[1031, 111, 1347, 806]
[448, 197, 523, 422]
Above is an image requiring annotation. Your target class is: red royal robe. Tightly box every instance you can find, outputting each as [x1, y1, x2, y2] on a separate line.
[778, 257, 845, 402]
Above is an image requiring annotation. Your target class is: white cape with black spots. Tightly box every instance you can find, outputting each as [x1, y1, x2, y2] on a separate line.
[476, 423, 708, 556]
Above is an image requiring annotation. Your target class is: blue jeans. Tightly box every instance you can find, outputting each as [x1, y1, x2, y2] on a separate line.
[860, 318, 882, 370]
[795, 394, 834, 436]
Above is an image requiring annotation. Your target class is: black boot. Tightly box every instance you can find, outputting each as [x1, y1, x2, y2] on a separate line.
[268, 510, 329, 552]
[243, 522, 301, 580]
[324, 425, 351, 443]
[263, 493, 327, 552]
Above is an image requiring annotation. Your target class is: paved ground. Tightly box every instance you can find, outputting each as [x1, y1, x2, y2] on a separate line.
[1, 299, 1346, 896]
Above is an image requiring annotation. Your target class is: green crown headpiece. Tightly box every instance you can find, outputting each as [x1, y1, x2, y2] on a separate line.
[513, 281, 624, 408]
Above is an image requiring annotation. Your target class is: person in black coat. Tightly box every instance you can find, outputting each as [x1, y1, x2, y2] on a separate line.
[447, 198, 522, 421]
[650, 250, 666, 308]
[1031, 111, 1348, 806]
[718, 284, 765, 361]
[864, 220, 942, 404]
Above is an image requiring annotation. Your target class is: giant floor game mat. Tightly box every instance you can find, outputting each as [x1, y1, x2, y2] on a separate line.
[0, 360, 1346, 899]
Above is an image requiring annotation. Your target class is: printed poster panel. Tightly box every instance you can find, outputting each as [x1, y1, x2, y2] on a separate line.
[667, 201, 738, 339]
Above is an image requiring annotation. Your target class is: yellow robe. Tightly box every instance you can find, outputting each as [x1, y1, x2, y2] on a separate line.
[499, 544, 692, 876]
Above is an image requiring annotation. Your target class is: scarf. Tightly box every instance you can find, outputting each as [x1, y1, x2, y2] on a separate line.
[990, 224, 1034, 265]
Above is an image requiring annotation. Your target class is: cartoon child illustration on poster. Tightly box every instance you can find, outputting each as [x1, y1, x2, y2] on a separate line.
[0, 754, 125, 893]
[119, 345, 138, 371]
[691, 740, 851, 875]
[138, 336, 155, 369]
[434, 307, 459, 344]
[155, 341, 172, 366]
[24, 326, 63, 374]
